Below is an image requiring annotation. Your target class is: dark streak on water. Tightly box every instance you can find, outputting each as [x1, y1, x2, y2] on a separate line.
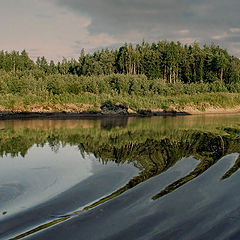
[0, 114, 240, 239]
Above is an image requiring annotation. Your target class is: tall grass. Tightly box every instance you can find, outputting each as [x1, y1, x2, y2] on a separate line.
[0, 69, 240, 111]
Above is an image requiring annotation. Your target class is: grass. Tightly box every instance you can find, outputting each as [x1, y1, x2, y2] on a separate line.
[0, 92, 240, 113]
[0, 71, 240, 112]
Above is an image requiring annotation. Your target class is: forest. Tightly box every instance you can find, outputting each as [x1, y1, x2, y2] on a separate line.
[0, 41, 240, 112]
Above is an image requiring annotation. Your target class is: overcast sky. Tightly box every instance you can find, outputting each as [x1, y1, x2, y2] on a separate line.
[0, 0, 240, 61]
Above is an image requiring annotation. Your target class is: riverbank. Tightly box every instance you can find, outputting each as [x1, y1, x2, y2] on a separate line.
[0, 92, 240, 120]
[0, 110, 188, 120]
[0, 106, 239, 120]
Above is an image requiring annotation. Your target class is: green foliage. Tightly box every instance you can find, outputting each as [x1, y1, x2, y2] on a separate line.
[137, 109, 151, 115]
[0, 41, 240, 111]
[0, 41, 240, 84]
[0, 70, 240, 112]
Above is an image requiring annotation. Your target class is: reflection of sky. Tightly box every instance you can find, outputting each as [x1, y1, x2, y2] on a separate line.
[72, 153, 240, 240]
[0, 144, 95, 218]
[111, 153, 239, 231]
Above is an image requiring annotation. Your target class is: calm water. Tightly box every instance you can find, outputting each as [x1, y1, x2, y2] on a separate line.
[0, 114, 240, 240]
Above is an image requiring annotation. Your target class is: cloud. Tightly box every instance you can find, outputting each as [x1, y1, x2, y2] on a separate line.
[52, 0, 240, 56]
[55, 0, 192, 36]
[211, 29, 240, 43]
[54, 0, 239, 34]
[73, 33, 118, 51]
[1, 0, 240, 60]
[230, 28, 240, 33]
[211, 33, 228, 40]
[177, 30, 190, 35]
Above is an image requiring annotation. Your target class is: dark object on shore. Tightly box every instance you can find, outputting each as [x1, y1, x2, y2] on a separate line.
[137, 109, 152, 115]
[100, 101, 128, 115]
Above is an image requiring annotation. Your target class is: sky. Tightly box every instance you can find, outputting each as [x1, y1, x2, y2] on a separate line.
[0, 0, 240, 61]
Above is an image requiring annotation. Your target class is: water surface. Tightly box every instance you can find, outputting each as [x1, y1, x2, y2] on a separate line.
[0, 114, 240, 239]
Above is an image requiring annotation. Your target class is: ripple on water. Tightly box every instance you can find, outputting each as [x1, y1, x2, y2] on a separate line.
[0, 182, 24, 202]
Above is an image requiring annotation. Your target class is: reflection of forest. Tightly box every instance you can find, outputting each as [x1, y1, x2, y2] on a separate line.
[1, 119, 240, 206]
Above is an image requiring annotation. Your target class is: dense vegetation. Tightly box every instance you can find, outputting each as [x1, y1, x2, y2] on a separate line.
[0, 41, 240, 111]
[1, 42, 240, 83]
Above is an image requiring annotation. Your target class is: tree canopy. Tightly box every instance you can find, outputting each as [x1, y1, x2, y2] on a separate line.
[0, 41, 239, 86]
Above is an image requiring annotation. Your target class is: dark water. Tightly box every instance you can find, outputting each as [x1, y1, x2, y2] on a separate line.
[0, 114, 240, 240]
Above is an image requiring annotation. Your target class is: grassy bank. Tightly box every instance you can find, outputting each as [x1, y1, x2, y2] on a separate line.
[0, 92, 240, 114]
[0, 71, 240, 113]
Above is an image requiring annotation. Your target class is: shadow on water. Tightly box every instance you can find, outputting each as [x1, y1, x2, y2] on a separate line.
[0, 114, 240, 239]
[100, 117, 128, 130]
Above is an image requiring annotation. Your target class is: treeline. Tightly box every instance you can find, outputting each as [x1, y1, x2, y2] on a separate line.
[0, 41, 240, 85]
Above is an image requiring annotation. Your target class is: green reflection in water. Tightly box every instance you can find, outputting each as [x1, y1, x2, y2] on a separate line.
[2, 114, 240, 239]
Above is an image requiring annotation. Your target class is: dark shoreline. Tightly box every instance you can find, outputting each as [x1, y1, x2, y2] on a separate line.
[0, 111, 190, 120]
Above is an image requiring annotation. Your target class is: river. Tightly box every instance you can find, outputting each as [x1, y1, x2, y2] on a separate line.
[0, 114, 240, 240]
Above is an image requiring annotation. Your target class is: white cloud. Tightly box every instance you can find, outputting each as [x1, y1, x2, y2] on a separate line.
[177, 29, 190, 35]
[230, 28, 240, 33]
[211, 33, 227, 40]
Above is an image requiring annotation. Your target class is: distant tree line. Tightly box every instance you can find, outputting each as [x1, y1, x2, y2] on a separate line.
[0, 41, 240, 86]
